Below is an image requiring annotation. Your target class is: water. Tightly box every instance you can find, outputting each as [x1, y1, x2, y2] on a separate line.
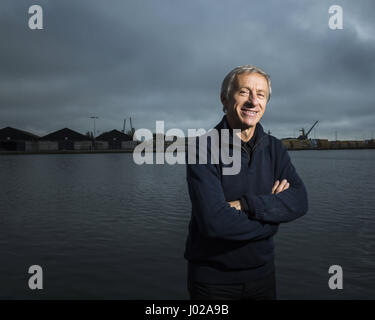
[0, 150, 374, 299]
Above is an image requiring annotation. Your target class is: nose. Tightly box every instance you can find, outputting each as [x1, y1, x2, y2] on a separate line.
[247, 92, 258, 106]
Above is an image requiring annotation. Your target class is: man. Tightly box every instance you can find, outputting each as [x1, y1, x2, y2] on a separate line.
[184, 65, 308, 300]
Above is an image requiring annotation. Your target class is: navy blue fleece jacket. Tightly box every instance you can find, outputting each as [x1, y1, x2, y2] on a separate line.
[184, 115, 308, 274]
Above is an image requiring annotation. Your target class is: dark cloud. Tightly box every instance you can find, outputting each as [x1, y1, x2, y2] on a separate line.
[0, 0, 374, 140]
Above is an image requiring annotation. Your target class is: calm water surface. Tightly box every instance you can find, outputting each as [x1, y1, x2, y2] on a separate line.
[0, 150, 374, 299]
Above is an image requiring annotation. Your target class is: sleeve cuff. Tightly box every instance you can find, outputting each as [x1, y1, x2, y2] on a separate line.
[241, 194, 264, 220]
[239, 197, 249, 213]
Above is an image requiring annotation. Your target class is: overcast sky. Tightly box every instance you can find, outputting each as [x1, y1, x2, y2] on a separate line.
[1, 0, 374, 140]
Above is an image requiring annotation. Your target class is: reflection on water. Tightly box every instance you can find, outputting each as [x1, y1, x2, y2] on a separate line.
[0, 150, 374, 299]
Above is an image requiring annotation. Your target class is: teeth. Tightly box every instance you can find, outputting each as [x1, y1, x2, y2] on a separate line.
[242, 110, 257, 116]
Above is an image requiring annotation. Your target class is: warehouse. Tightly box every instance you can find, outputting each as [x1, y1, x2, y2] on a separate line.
[39, 128, 92, 151]
[0, 126, 39, 151]
[95, 129, 132, 150]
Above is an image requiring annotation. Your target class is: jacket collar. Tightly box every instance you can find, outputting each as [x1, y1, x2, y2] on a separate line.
[214, 115, 269, 150]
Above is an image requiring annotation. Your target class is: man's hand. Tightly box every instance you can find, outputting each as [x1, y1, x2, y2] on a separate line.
[228, 200, 242, 211]
[228, 179, 290, 210]
[272, 179, 290, 194]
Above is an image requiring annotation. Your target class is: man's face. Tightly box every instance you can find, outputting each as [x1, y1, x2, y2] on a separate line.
[223, 72, 269, 129]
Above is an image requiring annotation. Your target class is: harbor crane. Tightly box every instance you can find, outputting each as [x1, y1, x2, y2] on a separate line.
[129, 117, 134, 137]
[122, 119, 126, 133]
[297, 120, 319, 140]
[122, 117, 135, 137]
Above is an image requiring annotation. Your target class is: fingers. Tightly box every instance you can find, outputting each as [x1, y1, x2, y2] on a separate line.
[276, 179, 288, 194]
[228, 200, 241, 211]
[274, 179, 290, 194]
[272, 180, 280, 194]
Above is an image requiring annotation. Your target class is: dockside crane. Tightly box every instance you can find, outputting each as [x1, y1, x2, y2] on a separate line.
[129, 117, 135, 137]
[122, 117, 135, 137]
[298, 120, 319, 140]
[122, 119, 126, 133]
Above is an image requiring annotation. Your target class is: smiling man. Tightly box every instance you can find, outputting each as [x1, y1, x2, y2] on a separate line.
[184, 65, 309, 300]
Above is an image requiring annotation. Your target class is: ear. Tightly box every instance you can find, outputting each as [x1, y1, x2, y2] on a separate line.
[220, 94, 227, 113]
[221, 93, 227, 107]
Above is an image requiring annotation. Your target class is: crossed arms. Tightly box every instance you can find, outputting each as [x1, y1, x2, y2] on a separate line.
[186, 143, 308, 241]
[229, 179, 290, 210]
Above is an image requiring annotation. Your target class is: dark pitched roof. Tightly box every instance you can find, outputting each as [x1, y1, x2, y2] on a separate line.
[96, 129, 132, 142]
[39, 128, 90, 141]
[0, 126, 40, 140]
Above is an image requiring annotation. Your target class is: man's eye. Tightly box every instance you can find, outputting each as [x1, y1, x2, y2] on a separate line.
[240, 91, 249, 95]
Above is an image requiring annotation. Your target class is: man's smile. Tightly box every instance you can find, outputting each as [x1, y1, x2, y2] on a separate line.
[240, 107, 259, 118]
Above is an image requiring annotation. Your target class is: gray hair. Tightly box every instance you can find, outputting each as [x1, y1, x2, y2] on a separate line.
[220, 65, 272, 112]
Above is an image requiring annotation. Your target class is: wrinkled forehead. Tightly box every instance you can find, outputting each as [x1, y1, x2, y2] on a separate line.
[234, 72, 269, 91]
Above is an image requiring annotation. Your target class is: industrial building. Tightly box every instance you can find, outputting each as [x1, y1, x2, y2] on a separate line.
[95, 129, 135, 150]
[0, 127, 39, 151]
[39, 128, 92, 151]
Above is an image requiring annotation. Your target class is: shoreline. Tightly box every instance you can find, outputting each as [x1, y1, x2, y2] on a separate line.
[1, 146, 375, 155]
